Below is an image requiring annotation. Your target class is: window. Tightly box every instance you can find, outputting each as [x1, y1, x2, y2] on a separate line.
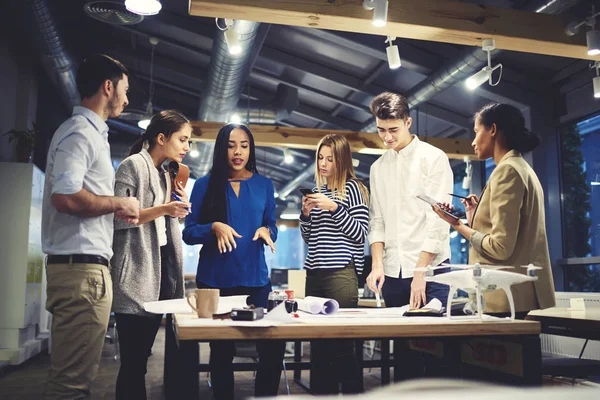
[450, 161, 469, 264]
[560, 114, 600, 291]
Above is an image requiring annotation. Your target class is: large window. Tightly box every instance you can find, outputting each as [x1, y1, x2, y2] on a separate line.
[560, 114, 600, 291]
[450, 161, 469, 265]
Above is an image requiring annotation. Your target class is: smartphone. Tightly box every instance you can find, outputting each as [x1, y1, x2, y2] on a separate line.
[299, 188, 314, 196]
[416, 194, 465, 220]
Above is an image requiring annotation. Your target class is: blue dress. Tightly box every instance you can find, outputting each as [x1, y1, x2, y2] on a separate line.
[182, 173, 278, 289]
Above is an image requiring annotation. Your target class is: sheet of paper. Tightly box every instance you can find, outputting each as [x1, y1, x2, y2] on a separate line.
[177, 302, 296, 327]
[144, 295, 249, 315]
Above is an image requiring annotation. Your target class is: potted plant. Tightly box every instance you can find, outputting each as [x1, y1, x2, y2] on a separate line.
[4, 123, 37, 163]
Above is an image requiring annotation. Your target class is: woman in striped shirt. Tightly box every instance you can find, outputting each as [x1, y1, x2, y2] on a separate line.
[299, 134, 369, 394]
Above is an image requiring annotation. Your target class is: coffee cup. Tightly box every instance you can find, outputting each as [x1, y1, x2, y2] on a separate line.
[187, 288, 219, 318]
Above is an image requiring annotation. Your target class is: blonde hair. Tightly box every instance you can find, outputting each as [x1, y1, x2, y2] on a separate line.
[315, 134, 369, 205]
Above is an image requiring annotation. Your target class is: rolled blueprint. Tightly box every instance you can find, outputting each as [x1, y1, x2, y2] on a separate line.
[297, 296, 340, 315]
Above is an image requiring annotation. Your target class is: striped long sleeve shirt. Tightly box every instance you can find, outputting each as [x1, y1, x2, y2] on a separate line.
[300, 179, 369, 274]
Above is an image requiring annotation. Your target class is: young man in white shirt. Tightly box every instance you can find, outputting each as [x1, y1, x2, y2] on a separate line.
[366, 92, 453, 310]
[365, 92, 454, 381]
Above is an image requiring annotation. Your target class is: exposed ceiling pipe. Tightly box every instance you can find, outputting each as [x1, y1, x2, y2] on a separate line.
[278, 165, 315, 200]
[27, 0, 80, 110]
[234, 84, 299, 124]
[360, 0, 583, 133]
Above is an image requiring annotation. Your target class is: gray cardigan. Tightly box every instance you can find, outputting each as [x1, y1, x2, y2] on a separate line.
[110, 149, 184, 316]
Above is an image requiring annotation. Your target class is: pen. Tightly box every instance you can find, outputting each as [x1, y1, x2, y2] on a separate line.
[171, 192, 191, 211]
[375, 282, 382, 308]
[448, 193, 468, 200]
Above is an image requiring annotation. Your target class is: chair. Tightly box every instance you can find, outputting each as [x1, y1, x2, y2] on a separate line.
[542, 339, 600, 384]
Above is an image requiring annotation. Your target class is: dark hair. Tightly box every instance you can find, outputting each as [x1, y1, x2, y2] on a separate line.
[475, 103, 541, 153]
[199, 124, 259, 224]
[76, 54, 129, 99]
[370, 92, 410, 120]
[129, 110, 190, 156]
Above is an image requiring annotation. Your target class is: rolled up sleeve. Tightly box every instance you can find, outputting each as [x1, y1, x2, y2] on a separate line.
[51, 132, 96, 195]
[368, 165, 385, 245]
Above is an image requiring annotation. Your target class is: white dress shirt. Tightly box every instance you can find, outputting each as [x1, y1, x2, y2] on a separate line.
[368, 136, 453, 279]
[42, 106, 115, 259]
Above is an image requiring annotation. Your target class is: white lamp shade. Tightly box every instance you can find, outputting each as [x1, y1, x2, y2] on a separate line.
[224, 28, 242, 55]
[372, 0, 388, 27]
[138, 118, 151, 130]
[465, 68, 491, 90]
[386, 45, 401, 69]
[587, 30, 600, 56]
[125, 0, 162, 16]
[594, 76, 600, 99]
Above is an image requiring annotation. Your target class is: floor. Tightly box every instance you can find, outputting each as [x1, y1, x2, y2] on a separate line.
[0, 327, 384, 399]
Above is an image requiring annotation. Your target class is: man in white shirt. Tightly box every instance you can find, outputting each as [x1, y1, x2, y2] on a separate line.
[366, 92, 453, 310]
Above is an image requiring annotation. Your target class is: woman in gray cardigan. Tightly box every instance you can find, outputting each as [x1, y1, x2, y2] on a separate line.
[111, 110, 192, 400]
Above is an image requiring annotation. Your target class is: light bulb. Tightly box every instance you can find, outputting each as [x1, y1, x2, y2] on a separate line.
[125, 0, 162, 16]
[138, 119, 150, 130]
[465, 67, 491, 90]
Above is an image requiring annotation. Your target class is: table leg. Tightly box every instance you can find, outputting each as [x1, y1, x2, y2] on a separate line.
[163, 314, 177, 399]
[293, 340, 302, 382]
[381, 339, 390, 384]
[177, 339, 200, 399]
[522, 334, 542, 386]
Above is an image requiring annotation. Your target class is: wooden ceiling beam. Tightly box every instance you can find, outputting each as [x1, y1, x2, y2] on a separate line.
[190, 122, 475, 160]
[188, 0, 598, 61]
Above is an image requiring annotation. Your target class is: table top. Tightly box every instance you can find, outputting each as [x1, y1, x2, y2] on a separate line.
[174, 312, 540, 341]
[527, 307, 600, 322]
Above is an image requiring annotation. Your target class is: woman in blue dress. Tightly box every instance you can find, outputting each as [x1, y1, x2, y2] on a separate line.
[183, 123, 284, 399]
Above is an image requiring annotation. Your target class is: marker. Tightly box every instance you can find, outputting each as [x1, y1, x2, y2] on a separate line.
[375, 282, 382, 308]
[171, 192, 190, 211]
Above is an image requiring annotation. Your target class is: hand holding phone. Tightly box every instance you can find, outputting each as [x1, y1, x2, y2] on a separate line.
[299, 188, 314, 197]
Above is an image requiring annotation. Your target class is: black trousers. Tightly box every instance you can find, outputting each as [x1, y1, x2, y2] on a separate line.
[115, 246, 172, 400]
[305, 264, 363, 394]
[114, 313, 163, 400]
[198, 281, 286, 400]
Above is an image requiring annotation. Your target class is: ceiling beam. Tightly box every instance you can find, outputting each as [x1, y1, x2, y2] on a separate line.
[188, 0, 599, 61]
[189, 122, 475, 160]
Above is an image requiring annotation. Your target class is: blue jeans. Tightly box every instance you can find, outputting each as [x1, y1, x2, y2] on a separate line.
[381, 262, 450, 308]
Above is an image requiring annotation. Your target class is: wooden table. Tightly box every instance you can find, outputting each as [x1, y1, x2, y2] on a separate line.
[164, 314, 542, 399]
[526, 307, 600, 340]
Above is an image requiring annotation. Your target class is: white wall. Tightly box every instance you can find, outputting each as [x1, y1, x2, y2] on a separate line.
[0, 35, 38, 162]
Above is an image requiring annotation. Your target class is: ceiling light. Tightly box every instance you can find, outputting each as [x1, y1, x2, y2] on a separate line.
[280, 203, 301, 220]
[224, 19, 242, 55]
[230, 113, 242, 124]
[137, 100, 153, 129]
[385, 36, 401, 69]
[189, 143, 200, 158]
[283, 148, 294, 164]
[125, 0, 161, 16]
[363, 0, 388, 28]
[593, 62, 600, 99]
[138, 118, 150, 130]
[465, 39, 502, 91]
[279, 224, 288, 232]
[588, 30, 600, 56]
[274, 192, 279, 198]
[352, 158, 360, 167]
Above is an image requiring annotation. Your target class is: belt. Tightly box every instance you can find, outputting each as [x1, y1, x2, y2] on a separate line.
[47, 254, 109, 267]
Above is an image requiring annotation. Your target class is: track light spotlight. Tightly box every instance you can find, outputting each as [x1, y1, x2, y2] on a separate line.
[593, 62, 600, 99]
[588, 30, 600, 56]
[189, 143, 200, 158]
[385, 36, 401, 69]
[465, 39, 502, 91]
[224, 20, 242, 55]
[125, 0, 161, 16]
[363, 0, 388, 28]
[564, 6, 600, 57]
[283, 148, 294, 164]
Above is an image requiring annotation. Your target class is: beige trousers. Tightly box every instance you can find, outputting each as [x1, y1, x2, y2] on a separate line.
[44, 263, 113, 400]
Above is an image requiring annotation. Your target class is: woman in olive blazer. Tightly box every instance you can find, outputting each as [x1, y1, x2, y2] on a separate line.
[433, 103, 555, 315]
